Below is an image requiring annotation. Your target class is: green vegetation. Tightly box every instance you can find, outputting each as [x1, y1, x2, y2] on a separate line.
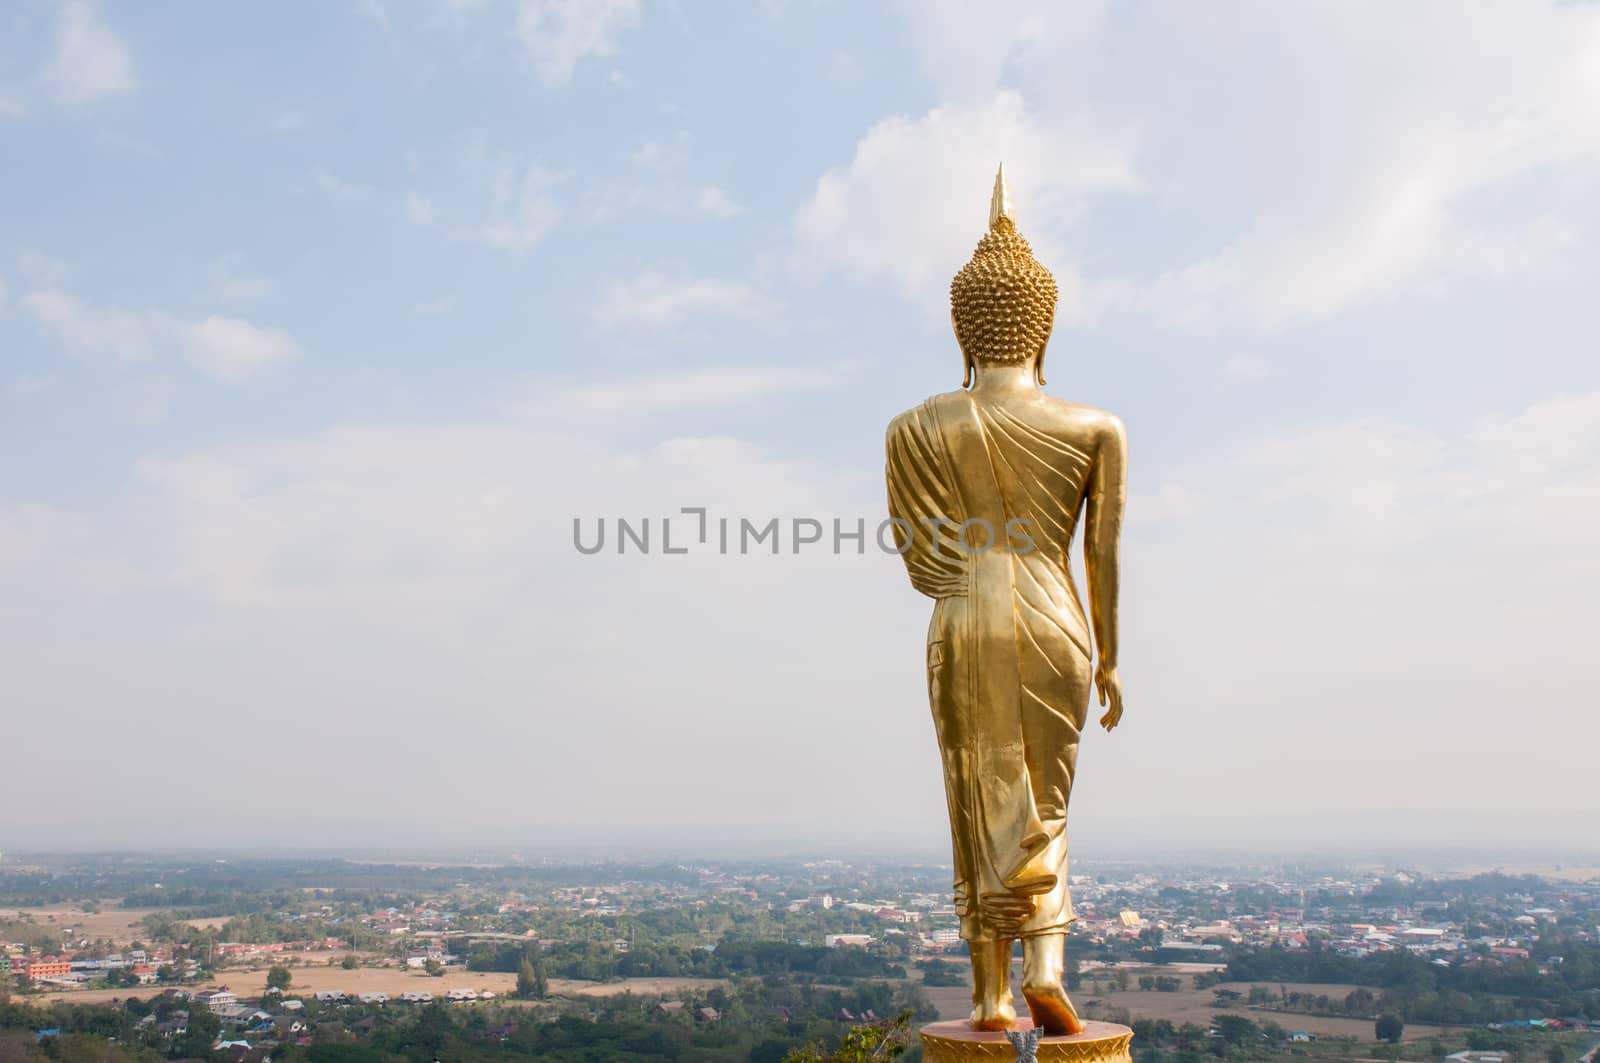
[1225, 938, 1600, 1022]
[0, 978, 935, 1063]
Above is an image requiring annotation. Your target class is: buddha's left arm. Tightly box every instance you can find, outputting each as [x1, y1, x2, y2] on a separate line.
[1084, 415, 1127, 726]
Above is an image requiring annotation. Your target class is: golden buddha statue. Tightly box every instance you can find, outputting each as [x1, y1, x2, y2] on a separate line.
[885, 165, 1127, 1038]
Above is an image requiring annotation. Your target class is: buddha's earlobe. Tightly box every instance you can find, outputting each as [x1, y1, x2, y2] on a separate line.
[954, 308, 974, 388]
[1035, 310, 1055, 387]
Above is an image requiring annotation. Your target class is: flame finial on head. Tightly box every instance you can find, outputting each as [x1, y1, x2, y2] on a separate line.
[989, 162, 1016, 231]
[951, 163, 1058, 385]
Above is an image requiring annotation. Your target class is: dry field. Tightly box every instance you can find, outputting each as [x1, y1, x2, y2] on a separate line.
[42, 965, 725, 1008]
[917, 967, 1453, 1044]
[0, 904, 164, 942]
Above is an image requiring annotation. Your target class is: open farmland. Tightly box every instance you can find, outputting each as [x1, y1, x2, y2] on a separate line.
[0, 904, 163, 942]
[916, 968, 1455, 1044]
[42, 965, 727, 1007]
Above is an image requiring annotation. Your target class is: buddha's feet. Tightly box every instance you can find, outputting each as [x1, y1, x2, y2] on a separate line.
[1022, 979, 1084, 1036]
[967, 937, 1019, 1031]
[1021, 932, 1085, 1036]
[970, 992, 1019, 1031]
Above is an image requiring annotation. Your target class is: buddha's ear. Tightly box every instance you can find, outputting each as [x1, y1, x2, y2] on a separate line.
[1034, 307, 1055, 387]
[953, 309, 974, 388]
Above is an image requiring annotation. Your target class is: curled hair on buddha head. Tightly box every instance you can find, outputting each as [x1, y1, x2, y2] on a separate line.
[950, 163, 1058, 387]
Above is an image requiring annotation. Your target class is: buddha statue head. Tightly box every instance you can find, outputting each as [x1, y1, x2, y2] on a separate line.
[950, 164, 1059, 386]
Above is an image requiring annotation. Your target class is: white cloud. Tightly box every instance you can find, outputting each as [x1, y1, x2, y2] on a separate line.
[794, 91, 1135, 318]
[6, 381, 1596, 845]
[512, 0, 642, 87]
[41, 1, 135, 107]
[0, 94, 24, 118]
[354, 0, 390, 30]
[16, 248, 70, 287]
[873, 1, 1600, 335]
[0, 375, 906, 846]
[694, 185, 743, 220]
[477, 162, 562, 250]
[404, 191, 437, 227]
[586, 179, 745, 224]
[892, 0, 1107, 102]
[592, 271, 758, 328]
[19, 287, 299, 381]
[19, 288, 160, 363]
[406, 152, 564, 251]
[177, 316, 300, 381]
[1110, 389, 1600, 827]
[631, 140, 671, 168]
[549, 366, 836, 416]
[312, 167, 373, 202]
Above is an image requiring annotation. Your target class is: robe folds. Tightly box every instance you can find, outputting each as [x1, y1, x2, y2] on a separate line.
[886, 391, 1094, 943]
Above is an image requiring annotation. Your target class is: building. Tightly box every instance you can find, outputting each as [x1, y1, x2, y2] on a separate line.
[193, 987, 237, 1012]
[824, 934, 873, 948]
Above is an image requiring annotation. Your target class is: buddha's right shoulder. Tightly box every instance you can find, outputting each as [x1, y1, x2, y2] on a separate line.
[886, 391, 967, 438]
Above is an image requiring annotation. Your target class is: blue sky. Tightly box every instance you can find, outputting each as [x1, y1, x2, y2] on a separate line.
[3, 1, 1598, 852]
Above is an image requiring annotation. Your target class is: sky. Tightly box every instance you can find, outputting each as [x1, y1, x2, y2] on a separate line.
[2, 0, 1598, 856]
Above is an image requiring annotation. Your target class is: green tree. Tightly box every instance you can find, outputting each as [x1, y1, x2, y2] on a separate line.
[174, 1005, 221, 1060]
[1547, 1046, 1567, 1063]
[1214, 1014, 1258, 1045]
[533, 960, 549, 1000]
[516, 958, 538, 1000]
[917, 960, 964, 987]
[266, 965, 292, 991]
[1375, 1013, 1404, 1043]
[782, 1010, 913, 1062]
[341, 954, 358, 970]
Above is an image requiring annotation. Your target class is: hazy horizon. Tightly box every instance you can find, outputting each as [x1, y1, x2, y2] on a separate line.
[3, 3, 1597, 850]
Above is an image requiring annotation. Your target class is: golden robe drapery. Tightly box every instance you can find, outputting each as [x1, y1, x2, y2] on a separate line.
[886, 391, 1094, 943]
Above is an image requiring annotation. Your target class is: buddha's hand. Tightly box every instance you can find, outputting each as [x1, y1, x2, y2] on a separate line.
[1095, 661, 1123, 732]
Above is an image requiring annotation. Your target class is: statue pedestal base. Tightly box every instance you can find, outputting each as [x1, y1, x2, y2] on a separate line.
[919, 1019, 1132, 1063]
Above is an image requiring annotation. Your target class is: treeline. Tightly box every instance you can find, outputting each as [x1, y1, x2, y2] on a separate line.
[3, 974, 933, 1063]
[451, 938, 907, 983]
[1237, 984, 1533, 1027]
[328, 980, 931, 1063]
[1225, 939, 1600, 1023]
[1362, 874, 1551, 907]
[712, 941, 907, 981]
